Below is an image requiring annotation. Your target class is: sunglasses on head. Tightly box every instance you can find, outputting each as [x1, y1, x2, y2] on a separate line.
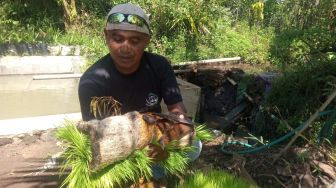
[107, 13, 150, 33]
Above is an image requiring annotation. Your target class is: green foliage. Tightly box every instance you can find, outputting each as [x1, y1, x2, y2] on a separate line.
[179, 170, 256, 188]
[0, 0, 63, 43]
[55, 28, 108, 67]
[221, 0, 255, 22]
[76, 0, 111, 17]
[2, 0, 334, 67]
[264, 0, 335, 31]
[195, 124, 214, 142]
[262, 61, 336, 139]
[0, 0, 274, 65]
[295, 149, 311, 163]
[265, 0, 336, 66]
[212, 21, 274, 64]
[136, 0, 235, 62]
[270, 27, 336, 66]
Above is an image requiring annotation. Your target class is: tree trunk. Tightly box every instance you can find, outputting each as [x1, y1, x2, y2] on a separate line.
[59, 0, 78, 30]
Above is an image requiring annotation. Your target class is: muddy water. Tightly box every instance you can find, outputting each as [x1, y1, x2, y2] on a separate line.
[0, 75, 80, 120]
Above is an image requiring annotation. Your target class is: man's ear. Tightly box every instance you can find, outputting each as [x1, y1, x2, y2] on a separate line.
[103, 29, 108, 39]
[145, 36, 151, 46]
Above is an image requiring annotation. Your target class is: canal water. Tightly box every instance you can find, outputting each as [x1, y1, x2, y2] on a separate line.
[0, 75, 80, 120]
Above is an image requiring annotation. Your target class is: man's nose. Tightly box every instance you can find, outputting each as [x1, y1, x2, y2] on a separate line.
[119, 41, 131, 53]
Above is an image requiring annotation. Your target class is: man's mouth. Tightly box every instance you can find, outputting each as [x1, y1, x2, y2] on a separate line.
[119, 55, 133, 61]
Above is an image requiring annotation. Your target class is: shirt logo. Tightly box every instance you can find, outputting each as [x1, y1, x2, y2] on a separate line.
[146, 93, 158, 107]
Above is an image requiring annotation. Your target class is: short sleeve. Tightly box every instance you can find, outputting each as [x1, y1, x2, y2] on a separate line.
[78, 77, 101, 121]
[159, 59, 183, 105]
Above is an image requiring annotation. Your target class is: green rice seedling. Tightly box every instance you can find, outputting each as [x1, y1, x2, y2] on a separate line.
[195, 124, 214, 142]
[55, 121, 214, 187]
[179, 170, 258, 188]
[56, 121, 152, 188]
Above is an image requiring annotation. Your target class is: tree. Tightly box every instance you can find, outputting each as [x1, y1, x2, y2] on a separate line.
[57, 0, 78, 30]
[251, 0, 264, 27]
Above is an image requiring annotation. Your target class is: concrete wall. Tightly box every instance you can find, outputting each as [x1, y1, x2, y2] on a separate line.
[161, 78, 201, 119]
[0, 56, 85, 75]
[0, 44, 81, 56]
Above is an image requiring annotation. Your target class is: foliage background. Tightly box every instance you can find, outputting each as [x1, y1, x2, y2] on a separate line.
[1, 0, 334, 66]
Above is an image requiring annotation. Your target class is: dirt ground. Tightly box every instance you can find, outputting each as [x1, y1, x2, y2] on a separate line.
[0, 129, 63, 188]
[195, 135, 336, 188]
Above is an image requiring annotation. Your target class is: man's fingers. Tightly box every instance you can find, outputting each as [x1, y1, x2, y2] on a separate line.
[178, 114, 185, 119]
[142, 114, 157, 125]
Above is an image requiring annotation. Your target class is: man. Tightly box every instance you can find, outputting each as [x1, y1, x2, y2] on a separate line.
[78, 3, 187, 121]
[78, 3, 200, 187]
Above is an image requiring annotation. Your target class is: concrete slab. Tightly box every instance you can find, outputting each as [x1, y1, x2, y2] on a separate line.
[0, 56, 85, 75]
[0, 113, 81, 136]
[161, 78, 201, 119]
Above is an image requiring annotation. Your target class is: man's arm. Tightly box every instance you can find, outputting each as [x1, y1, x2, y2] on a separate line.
[78, 79, 101, 121]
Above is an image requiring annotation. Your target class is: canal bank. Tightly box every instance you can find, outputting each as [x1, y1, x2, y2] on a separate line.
[0, 56, 84, 136]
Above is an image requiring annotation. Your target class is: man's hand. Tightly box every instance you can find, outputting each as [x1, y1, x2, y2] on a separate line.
[152, 112, 195, 147]
[141, 112, 195, 162]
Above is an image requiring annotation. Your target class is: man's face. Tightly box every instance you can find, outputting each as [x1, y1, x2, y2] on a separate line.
[104, 29, 150, 74]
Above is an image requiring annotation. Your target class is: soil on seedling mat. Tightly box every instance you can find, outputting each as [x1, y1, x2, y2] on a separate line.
[1, 63, 335, 188]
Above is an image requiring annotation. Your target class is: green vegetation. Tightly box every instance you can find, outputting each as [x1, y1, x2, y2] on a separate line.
[0, 1, 309, 66]
[195, 124, 214, 142]
[1, 0, 334, 66]
[179, 170, 256, 188]
[255, 61, 336, 141]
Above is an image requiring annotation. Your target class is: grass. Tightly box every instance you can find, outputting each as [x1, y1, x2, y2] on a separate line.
[179, 170, 257, 188]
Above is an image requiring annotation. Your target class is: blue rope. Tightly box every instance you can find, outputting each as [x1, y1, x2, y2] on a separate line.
[220, 109, 336, 155]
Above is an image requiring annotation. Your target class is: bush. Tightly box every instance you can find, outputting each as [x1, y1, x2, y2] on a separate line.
[0, 0, 63, 43]
[259, 61, 336, 140]
[212, 21, 273, 64]
[269, 27, 336, 66]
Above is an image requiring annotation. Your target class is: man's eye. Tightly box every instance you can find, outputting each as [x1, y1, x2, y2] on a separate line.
[130, 38, 140, 44]
[112, 36, 123, 42]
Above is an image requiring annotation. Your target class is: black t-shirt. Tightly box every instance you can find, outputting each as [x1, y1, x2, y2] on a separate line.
[78, 52, 182, 121]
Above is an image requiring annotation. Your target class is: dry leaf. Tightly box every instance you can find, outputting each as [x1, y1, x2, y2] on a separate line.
[311, 160, 336, 180]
